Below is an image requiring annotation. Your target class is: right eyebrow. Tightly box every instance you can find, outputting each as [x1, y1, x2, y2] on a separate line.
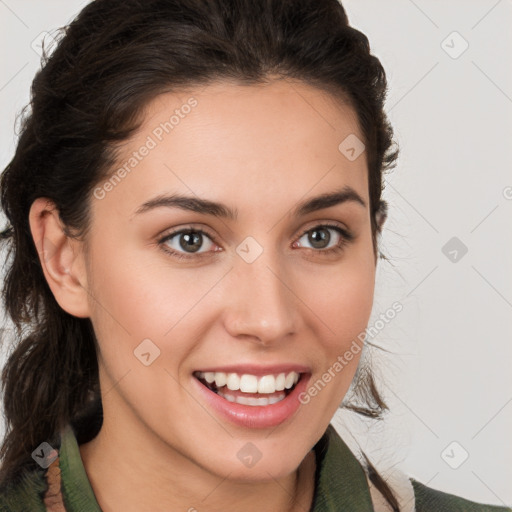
[133, 194, 238, 220]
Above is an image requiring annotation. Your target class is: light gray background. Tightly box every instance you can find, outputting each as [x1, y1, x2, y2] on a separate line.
[1, 0, 511, 507]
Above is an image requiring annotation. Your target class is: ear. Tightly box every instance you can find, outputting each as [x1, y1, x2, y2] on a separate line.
[29, 197, 90, 318]
[375, 199, 388, 233]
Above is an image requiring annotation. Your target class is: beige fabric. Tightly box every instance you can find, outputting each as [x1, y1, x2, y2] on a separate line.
[368, 478, 395, 512]
[43, 452, 66, 512]
[365, 465, 416, 512]
[331, 419, 416, 512]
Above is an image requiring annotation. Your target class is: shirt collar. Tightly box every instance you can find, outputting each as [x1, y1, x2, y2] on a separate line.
[58, 422, 374, 511]
[311, 424, 374, 511]
[58, 423, 102, 511]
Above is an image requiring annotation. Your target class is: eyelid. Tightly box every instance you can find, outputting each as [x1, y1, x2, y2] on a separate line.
[294, 220, 353, 242]
[158, 224, 218, 244]
[157, 224, 221, 259]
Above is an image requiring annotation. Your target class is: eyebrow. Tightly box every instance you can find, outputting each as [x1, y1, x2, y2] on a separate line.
[133, 185, 366, 220]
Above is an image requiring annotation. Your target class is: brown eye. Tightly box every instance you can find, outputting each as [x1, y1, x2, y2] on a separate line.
[296, 225, 350, 252]
[307, 227, 331, 249]
[161, 229, 216, 255]
[179, 231, 203, 252]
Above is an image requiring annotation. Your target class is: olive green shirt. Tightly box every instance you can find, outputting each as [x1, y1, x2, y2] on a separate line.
[0, 423, 510, 511]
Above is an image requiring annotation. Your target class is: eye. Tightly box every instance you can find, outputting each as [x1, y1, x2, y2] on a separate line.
[293, 224, 353, 253]
[158, 223, 353, 261]
[159, 228, 219, 258]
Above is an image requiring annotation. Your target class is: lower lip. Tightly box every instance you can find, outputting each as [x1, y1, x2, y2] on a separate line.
[192, 374, 310, 429]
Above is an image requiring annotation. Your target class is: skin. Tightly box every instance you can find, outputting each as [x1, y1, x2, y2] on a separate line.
[29, 79, 385, 512]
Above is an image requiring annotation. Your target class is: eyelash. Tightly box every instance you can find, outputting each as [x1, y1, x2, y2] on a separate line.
[158, 223, 354, 261]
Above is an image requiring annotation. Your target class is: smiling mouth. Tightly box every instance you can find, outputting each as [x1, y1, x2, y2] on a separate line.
[193, 371, 302, 406]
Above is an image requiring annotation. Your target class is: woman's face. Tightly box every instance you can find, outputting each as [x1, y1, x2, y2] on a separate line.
[81, 79, 377, 480]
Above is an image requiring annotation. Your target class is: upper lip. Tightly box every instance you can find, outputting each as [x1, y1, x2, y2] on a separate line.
[193, 364, 311, 376]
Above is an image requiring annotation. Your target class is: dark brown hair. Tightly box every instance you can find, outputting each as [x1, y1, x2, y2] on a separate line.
[0, 0, 398, 507]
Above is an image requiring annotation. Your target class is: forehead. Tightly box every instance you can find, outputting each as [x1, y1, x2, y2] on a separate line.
[142, 79, 363, 155]
[97, 79, 369, 218]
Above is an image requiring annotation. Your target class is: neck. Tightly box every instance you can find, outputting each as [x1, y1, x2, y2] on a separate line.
[78, 415, 316, 512]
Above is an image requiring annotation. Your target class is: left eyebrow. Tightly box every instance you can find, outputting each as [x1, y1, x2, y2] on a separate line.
[292, 186, 367, 217]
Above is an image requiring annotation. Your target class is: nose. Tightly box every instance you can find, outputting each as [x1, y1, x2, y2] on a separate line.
[222, 250, 299, 346]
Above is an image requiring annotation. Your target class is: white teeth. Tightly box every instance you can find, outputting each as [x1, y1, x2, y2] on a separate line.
[217, 388, 286, 406]
[226, 373, 240, 391]
[239, 374, 258, 393]
[275, 373, 286, 391]
[214, 372, 227, 387]
[196, 371, 301, 394]
[257, 375, 276, 394]
[284, 372, 295, 389]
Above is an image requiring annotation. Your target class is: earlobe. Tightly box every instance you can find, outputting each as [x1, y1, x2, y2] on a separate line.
[28, 198, 90, 318]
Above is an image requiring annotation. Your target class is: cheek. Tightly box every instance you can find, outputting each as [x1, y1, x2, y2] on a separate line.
[330, 270, 374, 340]
[85, 239, 225, 365]
[293, 254, 375, 417]
[299, 252, 376, 351]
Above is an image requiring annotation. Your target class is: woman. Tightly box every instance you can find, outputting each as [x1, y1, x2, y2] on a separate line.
[0, 0, 509, 510]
